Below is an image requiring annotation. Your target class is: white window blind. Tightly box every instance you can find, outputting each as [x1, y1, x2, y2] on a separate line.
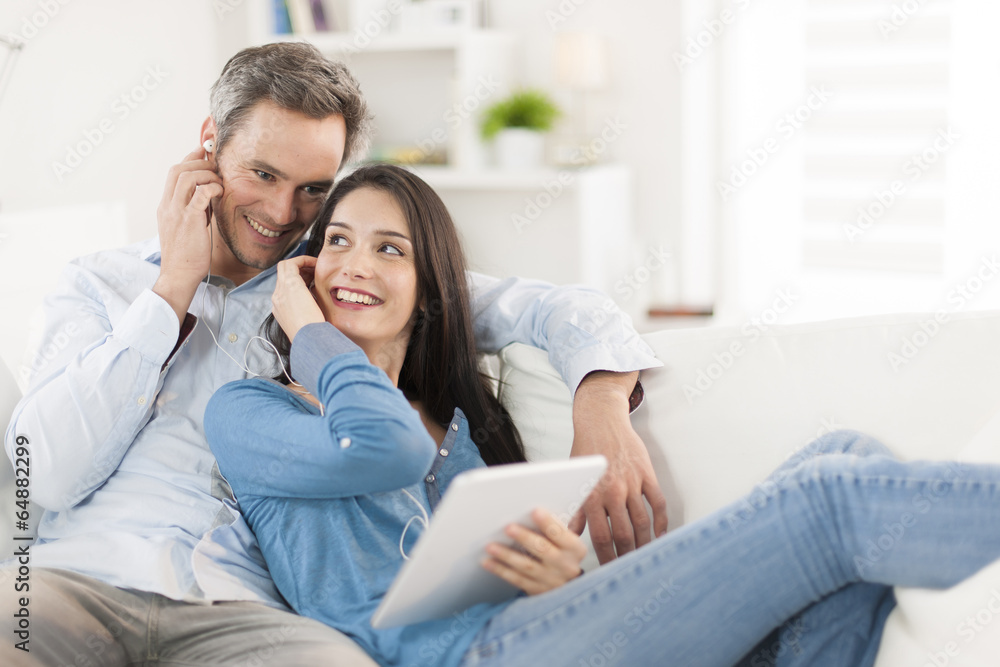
[711, 0, 1000, 322]
[801, 0, 953, 273]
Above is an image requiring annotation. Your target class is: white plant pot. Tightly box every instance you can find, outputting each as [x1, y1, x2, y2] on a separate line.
[494, 128, 546, 170]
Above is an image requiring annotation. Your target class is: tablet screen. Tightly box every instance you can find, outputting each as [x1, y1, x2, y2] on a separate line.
[371, 455, 607, 628]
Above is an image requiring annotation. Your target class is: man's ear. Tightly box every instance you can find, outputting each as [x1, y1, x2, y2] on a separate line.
[200, 116, 219, 159]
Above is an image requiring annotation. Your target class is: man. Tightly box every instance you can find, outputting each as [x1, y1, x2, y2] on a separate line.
[2, 43, 663, 665]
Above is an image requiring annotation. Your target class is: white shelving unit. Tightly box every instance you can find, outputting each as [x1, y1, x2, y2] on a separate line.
[413, 164, 634, 300]
[245, 1, 635, 299]
[248, 0, 517, 170]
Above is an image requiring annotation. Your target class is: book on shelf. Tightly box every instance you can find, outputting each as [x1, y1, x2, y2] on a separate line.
[286, 0, 316, 33]
[310, 0, 329, 31]
[272, 0, 293, 34]
[324, 0, 349, 32]
[275, 0, 341, 34]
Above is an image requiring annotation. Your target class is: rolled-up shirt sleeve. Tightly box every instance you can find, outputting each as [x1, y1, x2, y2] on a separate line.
[467, 272, 662, 394]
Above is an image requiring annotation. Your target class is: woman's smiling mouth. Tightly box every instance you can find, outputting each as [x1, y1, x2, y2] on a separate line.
[334, 288, 383, 306]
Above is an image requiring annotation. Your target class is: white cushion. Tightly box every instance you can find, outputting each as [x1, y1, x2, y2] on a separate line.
[872, 408, 1000, 667]
[497, 309, 1000, 663]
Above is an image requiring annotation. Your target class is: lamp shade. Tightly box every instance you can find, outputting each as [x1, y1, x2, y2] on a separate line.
[555, 32, 609, 90]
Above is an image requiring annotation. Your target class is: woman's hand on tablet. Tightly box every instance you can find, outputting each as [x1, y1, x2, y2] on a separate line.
[481, 508, 587, 595]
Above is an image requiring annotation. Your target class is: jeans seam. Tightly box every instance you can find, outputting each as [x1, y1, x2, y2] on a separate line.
[145, 595, 160, 662]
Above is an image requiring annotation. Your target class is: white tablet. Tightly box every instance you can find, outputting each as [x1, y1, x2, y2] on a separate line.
[370, 455, 607, 629]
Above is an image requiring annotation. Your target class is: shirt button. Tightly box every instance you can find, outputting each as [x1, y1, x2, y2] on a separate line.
[425, 474, 436, 483]
[228, 333, 238, 343]
[137, 396, 147, 406]
[450, 423, 459, 432]
[439, 448, 449, 457]
[339, 437, 351, 449]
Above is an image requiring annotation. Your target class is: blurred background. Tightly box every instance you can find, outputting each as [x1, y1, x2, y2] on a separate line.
[2, 0, 1000, 374]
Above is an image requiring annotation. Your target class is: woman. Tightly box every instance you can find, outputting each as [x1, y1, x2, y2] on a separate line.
[205, 164, 1000, 667]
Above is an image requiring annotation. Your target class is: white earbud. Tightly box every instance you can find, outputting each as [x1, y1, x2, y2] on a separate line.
[203, 139, 215, 153]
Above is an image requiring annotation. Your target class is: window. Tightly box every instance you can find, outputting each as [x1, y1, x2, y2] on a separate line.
[690, 0, 1000, 323]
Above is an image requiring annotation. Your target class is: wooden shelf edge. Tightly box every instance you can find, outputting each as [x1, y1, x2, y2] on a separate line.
[647, 306, 715, 318]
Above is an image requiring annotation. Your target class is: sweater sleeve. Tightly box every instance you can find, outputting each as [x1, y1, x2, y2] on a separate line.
[205, 323, 436, 499]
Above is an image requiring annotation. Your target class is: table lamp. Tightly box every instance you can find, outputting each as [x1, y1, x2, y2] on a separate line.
[554, 31, 609, 165]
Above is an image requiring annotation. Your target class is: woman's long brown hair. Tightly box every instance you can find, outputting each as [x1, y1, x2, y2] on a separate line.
[264, 164, 526, 466]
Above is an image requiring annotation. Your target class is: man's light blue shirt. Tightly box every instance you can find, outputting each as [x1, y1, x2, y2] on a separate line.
[3, 237, 660, 605]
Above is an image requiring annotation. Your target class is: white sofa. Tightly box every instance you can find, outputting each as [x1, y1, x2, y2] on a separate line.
[498, 309, 1000, 667]
[5, 309, 1000, 665]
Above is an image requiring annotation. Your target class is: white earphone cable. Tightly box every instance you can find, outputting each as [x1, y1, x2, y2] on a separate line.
[194, 185, 424, 551]
[191, 210, 324, 415]
[398, 488, 430, 560]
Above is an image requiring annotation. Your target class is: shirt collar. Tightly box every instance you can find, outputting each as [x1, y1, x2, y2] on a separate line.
[142, 237, 310, 285]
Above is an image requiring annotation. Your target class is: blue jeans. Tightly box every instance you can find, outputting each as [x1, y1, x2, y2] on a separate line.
[458, 431, 1000, 667]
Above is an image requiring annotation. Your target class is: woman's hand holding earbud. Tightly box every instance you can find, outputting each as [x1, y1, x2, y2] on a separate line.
[482, 508, 588, 595]
[272, 256, 325, 344]
[153, 145, 224, 324]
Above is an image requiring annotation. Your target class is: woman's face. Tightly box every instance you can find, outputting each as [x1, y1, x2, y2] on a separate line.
[312, 187, 419, 358]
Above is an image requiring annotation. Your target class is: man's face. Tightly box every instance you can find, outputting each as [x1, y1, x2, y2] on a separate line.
[211, 101, 347, 277]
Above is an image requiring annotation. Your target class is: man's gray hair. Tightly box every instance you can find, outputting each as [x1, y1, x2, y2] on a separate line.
[210, 42, 372, 166]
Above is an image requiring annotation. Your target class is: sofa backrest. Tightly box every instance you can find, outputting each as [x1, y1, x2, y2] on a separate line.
[498, 310, 1000, 666]
[498, 309, 1000, 532]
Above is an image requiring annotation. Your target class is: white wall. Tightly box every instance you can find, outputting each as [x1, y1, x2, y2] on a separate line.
[0, 0, 227, 374]
[0, 0, 220, 241]
[0, 1, 689, 338]
[489, 0, 685, 310]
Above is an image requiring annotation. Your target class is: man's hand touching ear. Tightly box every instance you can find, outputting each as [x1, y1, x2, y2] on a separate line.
[568, 370, 668, 564]
[153, 146, 223, 325]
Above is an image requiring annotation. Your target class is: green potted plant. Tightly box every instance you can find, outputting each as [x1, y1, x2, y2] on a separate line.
[481, 89, 562, 169]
